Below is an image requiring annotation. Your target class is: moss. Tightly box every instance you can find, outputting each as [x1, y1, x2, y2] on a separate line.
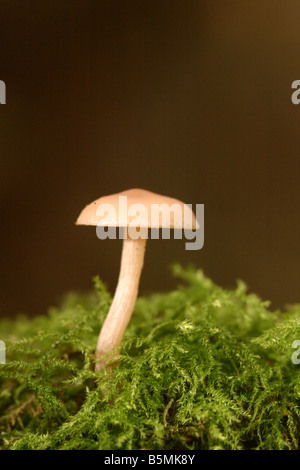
[0, 264, 300, 450]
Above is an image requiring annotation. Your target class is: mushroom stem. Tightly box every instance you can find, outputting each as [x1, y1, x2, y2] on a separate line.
[95, 234, 147, 371]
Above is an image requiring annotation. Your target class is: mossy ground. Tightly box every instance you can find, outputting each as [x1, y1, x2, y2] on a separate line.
[0, 265, 300, 450]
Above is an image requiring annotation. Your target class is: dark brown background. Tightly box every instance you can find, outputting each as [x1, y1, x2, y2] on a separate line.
[0, 0, 299, 318]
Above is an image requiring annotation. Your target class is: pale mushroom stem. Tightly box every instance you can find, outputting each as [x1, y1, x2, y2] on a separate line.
[95, 232, 147, 371]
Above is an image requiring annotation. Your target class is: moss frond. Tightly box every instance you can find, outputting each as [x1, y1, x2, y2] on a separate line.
[0, 266, 299, 450]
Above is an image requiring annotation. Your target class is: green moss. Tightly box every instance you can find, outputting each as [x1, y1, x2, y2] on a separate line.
[0, 265, 300, 450]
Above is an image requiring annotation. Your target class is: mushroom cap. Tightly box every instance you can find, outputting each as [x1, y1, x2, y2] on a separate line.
[76, 188, 199, 229]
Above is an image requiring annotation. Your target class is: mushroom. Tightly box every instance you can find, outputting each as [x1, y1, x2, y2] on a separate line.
[76, 188, 198, 371]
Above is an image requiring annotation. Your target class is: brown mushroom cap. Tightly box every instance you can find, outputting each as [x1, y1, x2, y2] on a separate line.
[76, 188, 198, 230]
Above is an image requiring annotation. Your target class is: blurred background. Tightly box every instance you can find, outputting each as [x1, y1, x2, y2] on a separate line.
[0, 0, 299, 318]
